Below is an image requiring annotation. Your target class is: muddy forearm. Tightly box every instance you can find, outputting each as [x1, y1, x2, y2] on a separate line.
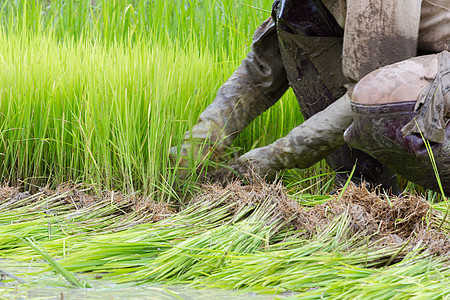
[239, 94, 353, 177]
[185, 18, 289, 155]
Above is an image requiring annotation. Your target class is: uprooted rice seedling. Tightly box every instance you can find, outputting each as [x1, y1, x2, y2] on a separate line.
[1, 177, 449, 299]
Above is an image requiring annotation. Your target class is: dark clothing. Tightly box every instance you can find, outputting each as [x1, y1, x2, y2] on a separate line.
[402, 51, 450, 144]
[274, 0, 346, 117]
[220, 0, 449, 193]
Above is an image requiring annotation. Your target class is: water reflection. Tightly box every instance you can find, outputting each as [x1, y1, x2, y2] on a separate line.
[1, 263, 280, 300]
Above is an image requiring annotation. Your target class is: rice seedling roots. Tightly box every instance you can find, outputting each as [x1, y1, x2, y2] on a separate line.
[0, 184, 174, 224]
[195, 172, 449, 258]
[1, 177, 448, 259]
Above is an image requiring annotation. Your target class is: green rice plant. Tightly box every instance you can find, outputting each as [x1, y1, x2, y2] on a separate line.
[0, 181, 449, 297]
[422, 138, 448, 230]
[56, 196, 239, 275]
[0, 1, 448, 298]
[0, 186, 169, 260]
[408, 121, 449, 233]
[138, 202, 294, 283]
[0, 32, 206, 194]
[196, 214, 449, 298]
[1, 0, 273, 48]
[0, 0, 338, 197]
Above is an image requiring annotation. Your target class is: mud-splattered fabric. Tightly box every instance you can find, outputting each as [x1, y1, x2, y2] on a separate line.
[402, 50, 450, 143]
[237, 94, 353, 180]
[176, 0, 399, 188]
[345, 101, 450, 194]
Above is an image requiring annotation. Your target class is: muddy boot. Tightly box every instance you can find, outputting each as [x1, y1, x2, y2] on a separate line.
[344, 101, 450, 195]
[237, 94, 353, 180]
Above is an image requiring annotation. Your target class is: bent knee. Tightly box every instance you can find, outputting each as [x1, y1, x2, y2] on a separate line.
[352, 55, 438, 104]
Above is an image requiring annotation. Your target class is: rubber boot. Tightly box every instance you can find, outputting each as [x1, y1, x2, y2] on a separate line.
[344, 101, 450, 194]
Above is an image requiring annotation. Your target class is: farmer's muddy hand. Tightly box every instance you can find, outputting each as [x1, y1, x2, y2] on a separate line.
[206, 160, 263, 186]
[172, 19, 288, 181]
[238, 94, 353, 181]
[235, 147, 278, 181]
[169, 141, 220, 180]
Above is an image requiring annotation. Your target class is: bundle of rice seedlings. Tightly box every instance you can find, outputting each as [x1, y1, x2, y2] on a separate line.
[296, 258, 450, 299]
[113, 180, 448, 287]
[183, 183, 449, 297]
[1, 179, 448, 298]
[0, 184, 173, 259]
[138, 207, 290, 283]
[33, 179, 294, 278]
[196, 226, 448, 298]
[58, 194, 240, 275]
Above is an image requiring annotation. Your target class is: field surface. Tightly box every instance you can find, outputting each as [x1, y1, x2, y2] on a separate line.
[0, 1, 449, 299]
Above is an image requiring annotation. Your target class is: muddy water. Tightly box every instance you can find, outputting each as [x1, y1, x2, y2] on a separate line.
[0, 263, 282, 300]
[5, 285, 278, 300]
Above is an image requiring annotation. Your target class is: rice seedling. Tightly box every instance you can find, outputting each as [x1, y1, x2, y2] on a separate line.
[0, 185, 172, 262]
[26, 237, 92, 288]
[2, 181, 448, 298]
[0, 0, 314, 198]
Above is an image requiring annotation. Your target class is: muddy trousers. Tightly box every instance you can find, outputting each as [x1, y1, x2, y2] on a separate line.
[274, 0, 398, 190]
[344, 101, 450, 194]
